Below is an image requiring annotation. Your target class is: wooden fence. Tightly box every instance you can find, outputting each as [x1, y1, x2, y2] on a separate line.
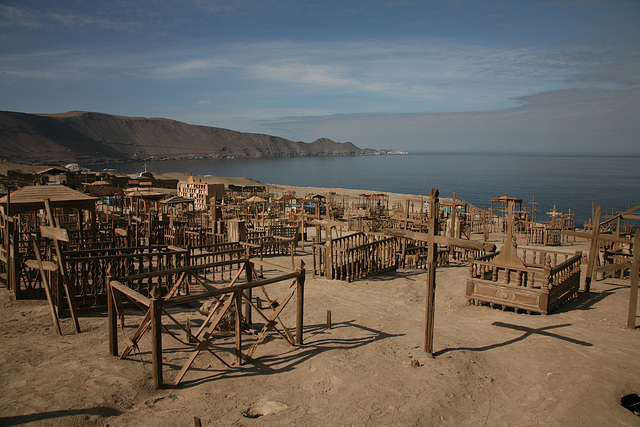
[107, 258, 305, 388]
[313, 232, 399, 282]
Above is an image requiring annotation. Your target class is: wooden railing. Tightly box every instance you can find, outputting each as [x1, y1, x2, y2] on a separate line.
[313, 232, 399, 282]
[467, 250, 582, 313]
[63, 245, 187, 309]
[519, 247, 576, 268]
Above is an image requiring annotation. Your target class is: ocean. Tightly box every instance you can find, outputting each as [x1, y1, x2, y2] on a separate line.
[90, 153, 640, 228]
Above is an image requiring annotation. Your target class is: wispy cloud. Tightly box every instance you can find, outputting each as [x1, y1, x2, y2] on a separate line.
[50, 12, 143, 32]
[0, 5, 40, 29]
[0, 4, 143, 32]
[151, 58, 234, 79]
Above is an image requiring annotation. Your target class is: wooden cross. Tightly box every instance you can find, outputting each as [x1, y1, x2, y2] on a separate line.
[385, 188, 496, 356]
[41, 199, 81, 334]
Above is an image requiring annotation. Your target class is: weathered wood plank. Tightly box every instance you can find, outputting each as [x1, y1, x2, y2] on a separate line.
[110, 280, 151, 307]
[39, 225, 70, 242]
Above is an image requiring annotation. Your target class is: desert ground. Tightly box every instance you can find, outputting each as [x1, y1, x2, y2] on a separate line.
[0, 170, 639, 426]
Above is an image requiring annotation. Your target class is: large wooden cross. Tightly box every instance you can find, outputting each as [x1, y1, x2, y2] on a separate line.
[385, 188, 496, 355]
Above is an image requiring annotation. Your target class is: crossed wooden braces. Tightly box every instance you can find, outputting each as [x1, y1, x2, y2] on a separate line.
[108, 257, 305, 388]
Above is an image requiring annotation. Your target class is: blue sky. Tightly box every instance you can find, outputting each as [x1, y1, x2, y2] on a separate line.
[1, 0, 639, 153]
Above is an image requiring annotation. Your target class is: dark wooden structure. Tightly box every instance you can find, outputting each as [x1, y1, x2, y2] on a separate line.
[466, 202, 582, 314]
[0, 185, 97, 300]
[107, 257, 305, 388]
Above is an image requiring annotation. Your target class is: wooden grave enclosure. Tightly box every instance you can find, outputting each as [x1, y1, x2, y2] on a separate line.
[107, 257, 305, 388]
[527, 205, 576, 247]
[312, 230, 400, 282]
[62, 242, 247, 311]
[466, 201, 582, 315]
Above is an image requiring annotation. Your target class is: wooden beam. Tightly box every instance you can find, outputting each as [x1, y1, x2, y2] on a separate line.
[39, 225, 69, 242]
[109, 280, 151, 307]
[164, 271, 300, 307]
[384, 228, 496, 252]
[595, 261, 632, 275]
[296, 260, 306, 346]
[563, 230, 631, 245]
[425, 188, 438, 356]
[584, 206, 602, 292]
[150, 295, 163, 388]
[114, 258, 248, 281]
[628, 230, 639, 329]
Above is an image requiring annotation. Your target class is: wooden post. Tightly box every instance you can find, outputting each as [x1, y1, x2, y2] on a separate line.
[425, 188, 439, 356]
[325, 225, 333, 279]
[584, 206, 602, 292]
[244, 261, 253, 326]
[326, 310, 332, 329]
[483, 206, 489, 242]
[10, 219, 19, 301]
[627, 230, 640, 329]
[107, 277, 118, 356]
[296, 260, 306, 345]
[234, 290, 243, 365]
[300, 214, 305, 250]
[228, 219, 246, 243]
[150, 290, 163, 388]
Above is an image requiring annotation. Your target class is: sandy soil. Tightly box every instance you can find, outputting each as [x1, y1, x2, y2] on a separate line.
[1, 228, 639, 426]
[0, 165, 639, 425]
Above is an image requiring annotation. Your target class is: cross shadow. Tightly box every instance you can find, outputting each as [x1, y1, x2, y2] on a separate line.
[433, 322, 592, 357]
[0, 406, 122, 426]
[173, 320, 403, 387]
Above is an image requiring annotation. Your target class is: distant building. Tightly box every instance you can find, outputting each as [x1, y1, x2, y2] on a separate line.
[36, 167, 69, 185]
[177, 176, 225, 211]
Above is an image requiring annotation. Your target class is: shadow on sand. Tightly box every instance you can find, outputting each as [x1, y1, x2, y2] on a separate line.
[433, 322, 592, 357]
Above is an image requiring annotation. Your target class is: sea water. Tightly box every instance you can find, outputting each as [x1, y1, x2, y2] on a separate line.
[90, 153, 640, 228]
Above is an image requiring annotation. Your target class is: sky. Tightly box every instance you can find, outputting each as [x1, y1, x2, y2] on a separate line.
[1, 0, 639, 154]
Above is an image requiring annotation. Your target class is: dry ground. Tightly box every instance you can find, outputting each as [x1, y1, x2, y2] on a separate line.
[1, 233, 639, 427]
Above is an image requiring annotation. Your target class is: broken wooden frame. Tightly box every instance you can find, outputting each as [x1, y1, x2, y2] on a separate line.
[107, 257, 305, 388]
[563, 207, 639, 329]
[563, 205, 639, 293]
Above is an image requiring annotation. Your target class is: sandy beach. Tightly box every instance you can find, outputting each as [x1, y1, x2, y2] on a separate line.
[0, 167, 639, 426]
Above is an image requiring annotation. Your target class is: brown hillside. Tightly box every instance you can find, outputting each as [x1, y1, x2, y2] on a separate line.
[0, 110, 376, 165]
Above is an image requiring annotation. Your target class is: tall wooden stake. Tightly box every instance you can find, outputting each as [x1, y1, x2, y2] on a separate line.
[296, 260, 306, 345]
[584, 206, 602, 292]
[425, 188, 439, 356]
[628, 230, 640, 329]
[150, 290, 163, 388]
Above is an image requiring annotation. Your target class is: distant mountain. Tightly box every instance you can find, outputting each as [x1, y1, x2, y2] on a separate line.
[0, 110, 384, 165]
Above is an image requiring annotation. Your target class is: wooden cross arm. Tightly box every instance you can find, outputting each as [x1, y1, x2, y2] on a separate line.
[165, 271, 301, 307]
[562, 229, 631, 244]
[109, 280, 151, 307]
[39, 225, 69, 242]
[383, 228, 496, 252]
